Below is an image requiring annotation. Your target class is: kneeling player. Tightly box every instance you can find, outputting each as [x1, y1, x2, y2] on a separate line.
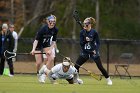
[39, 57, 83, 84]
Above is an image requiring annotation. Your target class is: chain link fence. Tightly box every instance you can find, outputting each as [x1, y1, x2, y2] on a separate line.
[14, 38, 140, 76]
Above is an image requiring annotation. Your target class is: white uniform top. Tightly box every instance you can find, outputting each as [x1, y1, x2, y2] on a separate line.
[51, 63, 78, 79]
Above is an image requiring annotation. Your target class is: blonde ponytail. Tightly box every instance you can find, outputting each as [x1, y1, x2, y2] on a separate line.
[89, 17, 96, 28]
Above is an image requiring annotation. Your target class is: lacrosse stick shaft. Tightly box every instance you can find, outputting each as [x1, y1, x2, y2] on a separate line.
[73, 10, 83, 29]
[4, 50, 47, 60]
[76, 63, 102, 81]
[16, 52, 46, 55]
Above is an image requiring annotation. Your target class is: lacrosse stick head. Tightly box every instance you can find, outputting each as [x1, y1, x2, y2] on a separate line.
[73, 10, 83, 29]
[4, 50, 16, 59]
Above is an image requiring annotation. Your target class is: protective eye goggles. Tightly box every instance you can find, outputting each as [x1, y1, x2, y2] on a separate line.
[48, 20, 56, 25]
[83, 22, 91, 26]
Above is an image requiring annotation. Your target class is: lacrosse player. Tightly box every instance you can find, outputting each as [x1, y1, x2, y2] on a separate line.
[31, 21, 48, 75]
[31, 15, 58, 76]
[9, 24, 18, 62]
[38, 57, 83, 84]
[0, 23, 15, 76]
[74, 17, 112, 85]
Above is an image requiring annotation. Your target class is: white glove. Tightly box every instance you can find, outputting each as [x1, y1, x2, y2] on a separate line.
[77, 78, 83, 84]
[55, 48, 59, 53]
[12, 58, 16, 62]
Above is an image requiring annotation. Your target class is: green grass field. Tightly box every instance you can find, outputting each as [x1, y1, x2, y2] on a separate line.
[0, 75, 140, 93]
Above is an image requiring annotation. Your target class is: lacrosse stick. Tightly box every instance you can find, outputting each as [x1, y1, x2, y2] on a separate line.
[73, 10, 83, 29]
[4, 50, 46, 59]
[59, 53, 102, 81]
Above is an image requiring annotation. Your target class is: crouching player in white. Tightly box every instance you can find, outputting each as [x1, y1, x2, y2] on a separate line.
[39, 57, 83, 84]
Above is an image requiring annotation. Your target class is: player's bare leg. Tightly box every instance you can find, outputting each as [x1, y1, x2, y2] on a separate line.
[35, 51, 42, 74]
[46, 54, 54, 70]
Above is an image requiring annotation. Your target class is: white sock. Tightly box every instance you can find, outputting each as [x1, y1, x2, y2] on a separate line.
[44, 66, 50, 74]
[39, 65, 46, 74]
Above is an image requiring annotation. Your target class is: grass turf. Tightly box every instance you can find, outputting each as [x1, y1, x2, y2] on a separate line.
[0, 75, 140, 93]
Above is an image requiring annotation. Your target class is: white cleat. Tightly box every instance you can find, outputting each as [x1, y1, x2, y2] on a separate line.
[106, 77, 112, 85]
[8, 74, 14, 77]
[38, 74, 46, 83]
[38, 78, 45, 83]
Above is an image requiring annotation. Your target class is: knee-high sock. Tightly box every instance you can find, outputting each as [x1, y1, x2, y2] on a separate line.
[39, 65, 46, 74]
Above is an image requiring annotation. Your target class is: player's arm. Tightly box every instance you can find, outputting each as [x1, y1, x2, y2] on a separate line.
[52, 28, 58, 48]
[55, 42, 59, 53]
[80, 30, 86, 47]
[13, 32, 18, 52]
[46, 41, 56, 55]
[50, 41, 56, 50]
[92, 31, 100, 55]
[48, 64, 60, 84]
[48, 70, 58, 84]
[31, 28, 42, 55]
[95, 31, 100, 51]
[48, 70, 54, 81]
[31, 40, 38, 55]
[73, 68, 83, 84]
[73, 69, 79, 82]
[50, 41, 59, 53]
[48, 29, 58, 53]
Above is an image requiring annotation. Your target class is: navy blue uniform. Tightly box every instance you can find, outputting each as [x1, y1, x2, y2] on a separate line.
[75, 29, 109, 78]
[80, 29, 100, 58]
[0, 30, 15, 75]
[35, 24, 58, 50]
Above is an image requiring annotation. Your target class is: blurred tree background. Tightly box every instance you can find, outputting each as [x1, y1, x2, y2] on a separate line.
[0, 0, 140, 39]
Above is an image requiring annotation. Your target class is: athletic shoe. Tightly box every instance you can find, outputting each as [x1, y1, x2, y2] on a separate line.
[38, 74, 46, 83]
[8, 74, 14, 77]
[38, 73, 43, 83]
[106, 77, 112, 85]
[41, 74, 47, 81]
[38, 78, 45, 83]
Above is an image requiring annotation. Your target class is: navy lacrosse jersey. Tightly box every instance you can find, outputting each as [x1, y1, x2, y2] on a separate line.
[80, 29, 100, 54]
[0, 31, 14, 55]
[35, 25, 58, 48]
